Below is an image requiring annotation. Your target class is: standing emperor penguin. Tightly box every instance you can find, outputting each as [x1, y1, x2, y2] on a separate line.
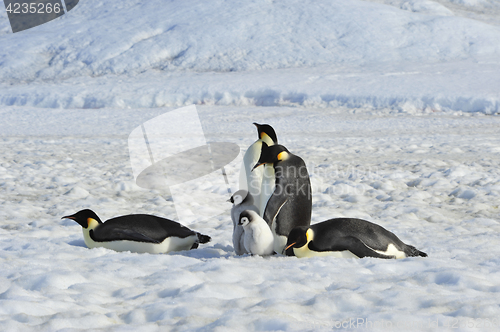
[228, 190, 259, 255]
[253, 143, 312, 254]
[239, 123, 278, 218]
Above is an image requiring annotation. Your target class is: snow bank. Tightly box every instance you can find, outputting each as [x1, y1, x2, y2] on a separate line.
[1, 0, 500, 112]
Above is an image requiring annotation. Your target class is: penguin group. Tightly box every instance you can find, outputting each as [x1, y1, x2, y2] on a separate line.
[230, 122, 427, 259]
[63, 121, 426, 259]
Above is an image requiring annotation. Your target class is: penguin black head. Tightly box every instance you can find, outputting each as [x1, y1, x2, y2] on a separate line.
[252, 143, 290, 171]
[253, 123, 278, 145]
[284, 226, 310, 256]
[62, 209, 102, 228]
[228, 190, 253, 206]
[238, 210, 259, 227]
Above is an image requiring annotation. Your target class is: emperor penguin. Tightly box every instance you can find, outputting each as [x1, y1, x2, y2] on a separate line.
[62, 209, 211, 254]
[228, 190, 259, 255]
[239, 123, 278, 218]
[285, 218, 427, 259]
[238, 210, 275, 256]
[252, 143, 312, 255]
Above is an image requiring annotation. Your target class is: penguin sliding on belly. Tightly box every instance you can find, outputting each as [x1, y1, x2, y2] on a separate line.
[239, 123, 278, 217]
[62, 209, 211, 254]
[253, 143, 312, 255]
[228, 190, 259, 255]
[285, 218, 427, 259]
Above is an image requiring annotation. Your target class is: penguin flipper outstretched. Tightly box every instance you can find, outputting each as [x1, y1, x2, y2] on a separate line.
[317, 236, 395, 259]
[90, 228, 160, 243]
[263, 193, 288, 227]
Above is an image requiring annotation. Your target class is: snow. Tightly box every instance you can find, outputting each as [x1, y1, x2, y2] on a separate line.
[1, 0, 500, 330]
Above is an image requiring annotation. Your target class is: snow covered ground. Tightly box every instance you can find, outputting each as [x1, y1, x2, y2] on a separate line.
[1, 0, 500, 331]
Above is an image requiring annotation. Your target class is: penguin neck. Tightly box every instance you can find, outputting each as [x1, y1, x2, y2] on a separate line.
[82, 218, 100, 249]
[292, 229, 314, 257]
[260, 134, 275, 147]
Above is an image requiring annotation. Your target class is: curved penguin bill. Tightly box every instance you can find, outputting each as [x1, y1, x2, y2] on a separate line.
[285, 218, 428, 259]
[251, 143, 290, 171]
[238, 123, 278, 218]
[62, 209, 211, 254]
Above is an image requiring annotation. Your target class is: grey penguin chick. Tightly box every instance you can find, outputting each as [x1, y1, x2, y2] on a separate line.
[229, 190, 259, 255]
[238, 210, 275, 256]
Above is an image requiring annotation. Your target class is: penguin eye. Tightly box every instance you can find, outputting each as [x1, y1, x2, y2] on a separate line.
[241, 217, 249, 223]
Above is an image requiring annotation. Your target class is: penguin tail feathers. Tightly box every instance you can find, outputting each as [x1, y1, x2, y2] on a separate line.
[197, 233, 211, 244]
[405, 245, 428, 258]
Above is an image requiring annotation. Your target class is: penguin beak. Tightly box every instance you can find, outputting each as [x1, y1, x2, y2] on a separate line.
[285, 242, 296, 251]
[252, 162, 265, 171]
[62, 215, 86, 228]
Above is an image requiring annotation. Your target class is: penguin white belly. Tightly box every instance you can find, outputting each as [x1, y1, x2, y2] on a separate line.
[259, 164, 275, 218]
[240, 141, 276, 217]
[293, 245, 360, 259]
[239, 141, 263, 193]
[82, 229, 197, 254]
[273, 233, 288, 255]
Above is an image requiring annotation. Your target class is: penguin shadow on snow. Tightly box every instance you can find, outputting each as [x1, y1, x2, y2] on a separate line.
[67, 238, 87, 248]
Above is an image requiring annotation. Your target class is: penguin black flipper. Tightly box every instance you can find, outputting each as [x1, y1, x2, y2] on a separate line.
[309, 235, 394, 259]
[263, 193, 288, 228]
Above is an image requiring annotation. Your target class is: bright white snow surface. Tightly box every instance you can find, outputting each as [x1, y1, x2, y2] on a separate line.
[1, 0, 500, 331]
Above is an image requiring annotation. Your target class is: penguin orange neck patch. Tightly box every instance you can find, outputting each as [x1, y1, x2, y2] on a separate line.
[277, 152, 287, 161]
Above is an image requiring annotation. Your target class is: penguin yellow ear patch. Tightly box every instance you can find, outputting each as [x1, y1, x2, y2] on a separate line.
[86, 218, 99, 229]
[277, 152, 286, 161]
[306, 229, 313, 242]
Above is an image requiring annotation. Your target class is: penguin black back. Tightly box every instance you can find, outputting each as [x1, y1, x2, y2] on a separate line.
[91, 214, 207, 243]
